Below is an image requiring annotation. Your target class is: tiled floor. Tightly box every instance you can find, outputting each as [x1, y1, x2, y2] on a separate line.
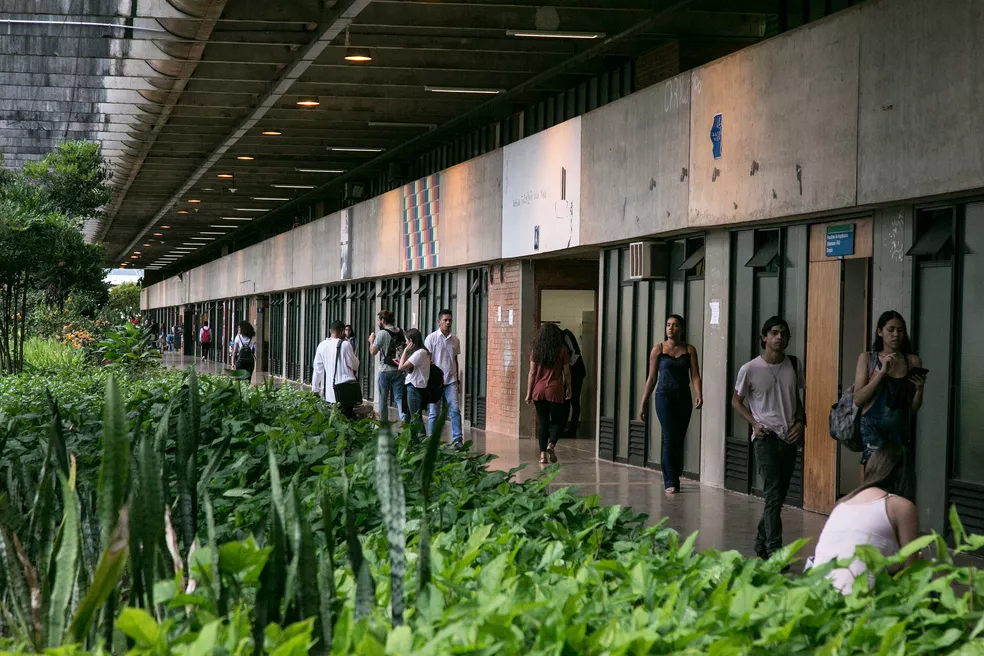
[163, 352, 830, 563]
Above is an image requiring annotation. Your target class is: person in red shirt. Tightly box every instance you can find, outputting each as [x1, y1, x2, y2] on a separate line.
[525, 323, 572, 465]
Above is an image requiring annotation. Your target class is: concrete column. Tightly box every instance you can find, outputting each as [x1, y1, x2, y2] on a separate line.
[455, 267, 469, 425]
[253, 295, 268, 373]
[518, 260, 536, 438]
[699, 230, 731, 488]
[871, 205, 913, 319]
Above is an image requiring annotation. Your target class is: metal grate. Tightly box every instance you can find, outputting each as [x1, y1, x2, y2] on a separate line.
[268, 296, 285, 377]
[628, 420, 646, 467]
[948, 480, 984, 536]
[599, 417, 616, 460]
[466, 267, 488, 429]
[302, 288, 323, 385]
[285, 290, 302, 381]
[725, 436, 750, 494]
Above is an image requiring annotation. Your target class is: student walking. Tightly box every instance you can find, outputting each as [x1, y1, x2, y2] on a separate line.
[561, 327, 587, 439]
[312, 321, 360, 420]
[397, 328, 431, 435]
[425, 309, 464, 449]
[232, 321, 257, 382]
[731, 316, 805, 561]
[638, 314, 703, 494]
[853, 310, 926, 466]
[525, 323, 572, 465]
[369, 311, 408, 422]
[199, 320, 212, 362]
[811, 442, 919, 591]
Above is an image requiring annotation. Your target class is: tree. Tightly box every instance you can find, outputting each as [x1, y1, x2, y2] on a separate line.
[103, 282, 142, 324]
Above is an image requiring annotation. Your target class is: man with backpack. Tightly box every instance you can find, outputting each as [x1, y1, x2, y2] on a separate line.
[199, 320, 212, 362]
[731, 316, 806, 562]
[369, 310, 408, 423]
[425, 309, 463, 449]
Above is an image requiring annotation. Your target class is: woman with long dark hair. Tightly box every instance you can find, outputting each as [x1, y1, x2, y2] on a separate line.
[232, 320, 257, 381]
[853, 311, 926, 465]
[638, 314, 703, 494]
[525, 323, 572, 465]
[398, 327, 431, 434]
[811, 442, 919, 591]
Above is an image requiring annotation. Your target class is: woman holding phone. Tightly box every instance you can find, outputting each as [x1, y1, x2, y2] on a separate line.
[853, 311, 926, 468]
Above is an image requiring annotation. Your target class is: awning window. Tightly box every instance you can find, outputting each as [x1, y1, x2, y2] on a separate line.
[906, 219, 953, 257]
[678, 246, 706, 271]
[745, 235, 779, 268]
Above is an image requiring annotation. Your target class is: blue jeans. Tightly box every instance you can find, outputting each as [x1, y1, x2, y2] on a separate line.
[377, 369, 408, 423]
[405, 385, 426, 437]
[428, 382, 463, 444]
[654, 389, 692, 491]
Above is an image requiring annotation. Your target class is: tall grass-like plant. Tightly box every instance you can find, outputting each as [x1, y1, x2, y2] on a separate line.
[22, 337, 80, 370]
[375, 425, 406, 626]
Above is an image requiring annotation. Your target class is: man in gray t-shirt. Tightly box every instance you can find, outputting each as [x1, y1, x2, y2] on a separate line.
[368, 310, 407, 422]
[731, 316, 805, 562]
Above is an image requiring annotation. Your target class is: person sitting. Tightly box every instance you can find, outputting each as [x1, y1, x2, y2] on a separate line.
[811, 442, 919, 592]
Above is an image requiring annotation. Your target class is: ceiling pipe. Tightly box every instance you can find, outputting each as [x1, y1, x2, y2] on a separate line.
[116, 0, 375, 261]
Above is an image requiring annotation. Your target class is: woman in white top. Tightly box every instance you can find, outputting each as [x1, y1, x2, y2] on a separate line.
[312, 321, 360, 418]
[812, 442, 919, 592]
[398, 328, 430, 434]
[232, 321, 257, 381]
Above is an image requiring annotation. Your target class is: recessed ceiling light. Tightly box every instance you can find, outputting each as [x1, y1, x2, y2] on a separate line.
[329, 147, 384, 153]
[187, 199, 201, 203]
[234, 208, 268, 212]
[178, 210, 189, 214]
[153, 233, 163, 236]
[191, 237, 216, 241]
[251, 197, 290, 201]
[202, 187, 214, 191]
[161, 225, 170, 229]
[262, 130, 281, 136]
[217, 174, 233, 179]
[130, 255, 138, 259]
[237, 156, 255, 161]
[424, 86, 504, 94]
[506, 29, 604, 39]
[133, 251, 141, 255]
[344, 49, 372, 63]
[296, 168, 344, 174]
[210, 225, 238, 229]
[220, 217, 254, 221]
[368, 121, 437, 129]
[296, 99, 320, 107]
[143, 243, 151, 247]
[272, 184, 315, 189]
[200, 232, 226, 235]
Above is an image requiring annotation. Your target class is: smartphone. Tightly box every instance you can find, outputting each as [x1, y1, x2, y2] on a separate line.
[905, 367, 929, 380]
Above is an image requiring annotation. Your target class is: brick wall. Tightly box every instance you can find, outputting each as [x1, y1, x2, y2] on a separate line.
[634, 41, 680, 90]
[486, 262, 522, 436]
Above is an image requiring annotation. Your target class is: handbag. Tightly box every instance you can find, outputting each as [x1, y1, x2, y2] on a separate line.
[332, 340, 362, 406]
[828, 351, 878, 452]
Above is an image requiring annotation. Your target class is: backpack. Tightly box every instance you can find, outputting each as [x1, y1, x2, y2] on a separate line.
[828, 351, 878, 452]
[201, 326, 211, 343]
[383, 327, 406, 365]
[235, 338, 255, 369]
[424, 363, 445, 405]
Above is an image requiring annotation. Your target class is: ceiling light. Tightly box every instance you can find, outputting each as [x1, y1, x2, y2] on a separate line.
[210, 225, 238, 229]
[343, 27, 372, 62]
[296, 168, 344, 174]
[506, 29, 604, 39]
[262, 130, 281, 136]
[200, 232, 226, 235]
[237, 156, 255, 161]
[424, 86, 504, 94]
[178, 210, 189, 214]
[328, 147, 384, 153]
[234, 208, 268, 212]
[368, 121, 437, 129]
[296, 99, 320, 107]
[272, 184, 316, 189]
[191, 237, 216, 241]
[182, 243, 202, 246]
[187, 199, 201, 203]
[202, 187, 214, 191]
[251, 197, 290, 201]
[217, 174, 233, 179]
[133, 251, 141, 255]
[153, 233, 163, 236]
[220, 217, 254, 221]
[143, 243, 151, 247]
[130, 256, 138, 259]
[161, 225, 170, 229]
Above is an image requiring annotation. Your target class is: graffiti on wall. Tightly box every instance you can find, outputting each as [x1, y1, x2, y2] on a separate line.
[402, 173, 440, 272]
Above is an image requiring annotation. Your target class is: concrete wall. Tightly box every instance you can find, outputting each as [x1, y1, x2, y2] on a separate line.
[145, 0, 984, 312]
[698, 231, 731, 488]
[580, 73, 691, 243]
[871, 206, 913, 321]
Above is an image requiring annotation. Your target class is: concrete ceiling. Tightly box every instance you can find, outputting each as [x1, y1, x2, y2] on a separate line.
[0, 0, 781, 271]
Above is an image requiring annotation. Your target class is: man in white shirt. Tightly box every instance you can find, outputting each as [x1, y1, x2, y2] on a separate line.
[424, 309, 463, 449]
[731, 316, 806, 562]
[313, 320, 360, 419]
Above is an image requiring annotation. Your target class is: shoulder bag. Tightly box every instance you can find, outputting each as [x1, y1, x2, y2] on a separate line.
[332, 340, 363, 406]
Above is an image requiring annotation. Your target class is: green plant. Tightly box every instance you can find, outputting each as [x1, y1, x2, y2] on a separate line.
[95, 322, 160, 369]
[22, 337, 81, 370]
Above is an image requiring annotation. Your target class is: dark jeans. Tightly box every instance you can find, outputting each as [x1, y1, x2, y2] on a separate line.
[378, 369, 408, 422]
[654, 389, 692, 491]
[534, 400, 566, 452]
[566, 363, 587, 437]
[754, 437, 798, 558]
[405, 385, 427, 437]
[200, 341, 212, 359]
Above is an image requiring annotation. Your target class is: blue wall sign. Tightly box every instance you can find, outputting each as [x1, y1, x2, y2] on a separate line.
[825, 224, 855, 257]
[710, 113, 723, 160]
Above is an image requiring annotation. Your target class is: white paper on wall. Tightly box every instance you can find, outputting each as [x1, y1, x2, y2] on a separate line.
[501, 117, 582, 258]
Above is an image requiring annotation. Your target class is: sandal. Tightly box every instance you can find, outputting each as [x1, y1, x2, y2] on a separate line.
[546, 443, 558, 463]
[539, 452, 549, 464]
[665, 487, 676, 495]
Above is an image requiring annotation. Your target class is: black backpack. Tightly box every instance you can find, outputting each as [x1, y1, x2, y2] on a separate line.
[235, 338, 255, 369]
[424, 363, 445, 404]
[383, 327, 406, 365]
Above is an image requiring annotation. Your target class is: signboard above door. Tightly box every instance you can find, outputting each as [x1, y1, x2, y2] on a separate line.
[825, 224, 855, 257]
